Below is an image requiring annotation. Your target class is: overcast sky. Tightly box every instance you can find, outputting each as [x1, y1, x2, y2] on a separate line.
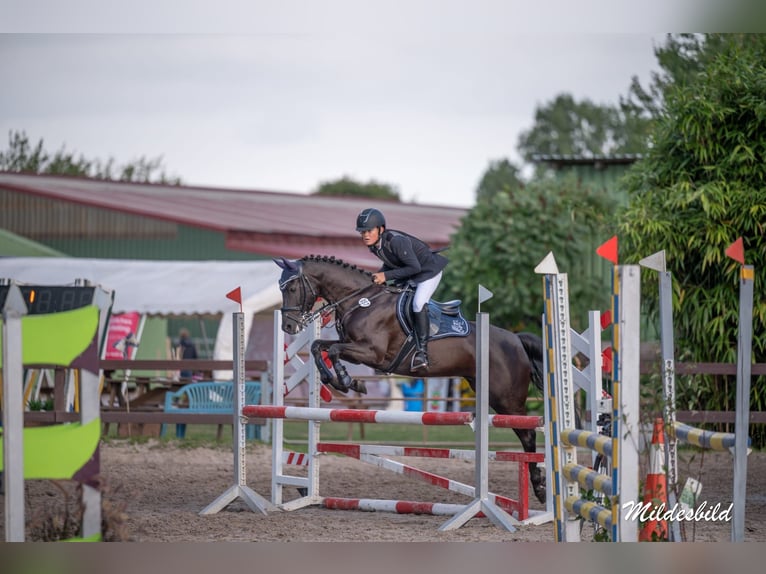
[1, 2, 701, 208]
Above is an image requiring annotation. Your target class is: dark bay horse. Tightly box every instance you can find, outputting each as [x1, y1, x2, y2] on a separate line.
[274, 255, 547, 503]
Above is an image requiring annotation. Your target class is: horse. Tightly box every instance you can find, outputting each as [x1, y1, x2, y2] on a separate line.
[274, 254, 547, 504]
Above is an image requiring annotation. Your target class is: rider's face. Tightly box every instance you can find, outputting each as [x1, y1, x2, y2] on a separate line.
[360, 227, 381, 247]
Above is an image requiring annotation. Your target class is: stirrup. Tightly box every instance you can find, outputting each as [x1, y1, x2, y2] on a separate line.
[411, 351, 429, 370]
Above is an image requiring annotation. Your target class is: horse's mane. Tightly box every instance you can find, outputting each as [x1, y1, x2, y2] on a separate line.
[300, 254, 373, 279]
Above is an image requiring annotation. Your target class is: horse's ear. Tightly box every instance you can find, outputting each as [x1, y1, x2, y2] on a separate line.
[274, 257, 299, 271]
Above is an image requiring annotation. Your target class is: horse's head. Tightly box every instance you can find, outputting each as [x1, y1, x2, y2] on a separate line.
[274, 257, 318, 334]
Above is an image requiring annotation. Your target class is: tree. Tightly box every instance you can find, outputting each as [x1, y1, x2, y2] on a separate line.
[622, 34, 759, 121]
[618, 34, 766, 442]
[312, 176, 400, 201]
[516, 94, 651, 167]
[474, 158, 523, 203]
[439, 170, 617, 333]
[0, 130, 181, 184]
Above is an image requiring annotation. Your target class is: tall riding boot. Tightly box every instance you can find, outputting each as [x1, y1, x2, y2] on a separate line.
[411, 309, 430, 370]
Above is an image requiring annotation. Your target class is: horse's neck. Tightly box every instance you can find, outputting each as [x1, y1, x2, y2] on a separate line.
[310, 266, 369, 304]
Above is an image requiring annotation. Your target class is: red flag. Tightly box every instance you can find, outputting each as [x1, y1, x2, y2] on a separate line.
[226, 286, 242, 304]
[725, 237, 745, 265]
[596, 235, 618, 265]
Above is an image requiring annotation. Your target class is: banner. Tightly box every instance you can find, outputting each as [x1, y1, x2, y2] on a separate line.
[105, 312, 142, 360]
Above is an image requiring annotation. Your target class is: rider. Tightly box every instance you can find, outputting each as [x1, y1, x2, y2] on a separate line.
[356, 207, 448, 371]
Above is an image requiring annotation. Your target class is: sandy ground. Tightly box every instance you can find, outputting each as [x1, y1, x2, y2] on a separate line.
[3, 439, 765, 543]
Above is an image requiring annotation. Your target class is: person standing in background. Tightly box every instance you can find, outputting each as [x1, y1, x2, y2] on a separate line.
[176, 328, 198, 379]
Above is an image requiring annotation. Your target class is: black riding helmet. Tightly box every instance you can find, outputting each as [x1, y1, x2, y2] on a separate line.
[356, 208, 386, 232]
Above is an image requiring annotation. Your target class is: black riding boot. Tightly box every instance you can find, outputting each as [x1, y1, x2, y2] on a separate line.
[411, 309, 430, 370]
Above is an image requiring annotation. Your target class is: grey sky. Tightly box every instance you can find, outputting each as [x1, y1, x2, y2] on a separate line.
[1, 2, 691, 208]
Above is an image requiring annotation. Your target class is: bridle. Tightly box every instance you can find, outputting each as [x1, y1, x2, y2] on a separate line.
[279, 269, 319, 328]
[279, 265, 385, 330]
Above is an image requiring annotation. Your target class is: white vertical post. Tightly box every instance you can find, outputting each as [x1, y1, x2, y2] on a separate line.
[439, 286, 518, 532]
[200, 311, 275, 515]
[2, 283, 27, 542]
[732, 265, 754, 542]
[613, 265, 640, 542]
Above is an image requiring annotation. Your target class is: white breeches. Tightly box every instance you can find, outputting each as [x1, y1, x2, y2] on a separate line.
[412, 272, 442, 312]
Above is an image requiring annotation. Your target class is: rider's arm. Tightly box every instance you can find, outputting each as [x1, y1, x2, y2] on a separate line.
[381, 234, 422, 282]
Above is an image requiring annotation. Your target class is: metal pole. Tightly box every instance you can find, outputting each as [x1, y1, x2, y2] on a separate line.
[732, 265, 754, 542]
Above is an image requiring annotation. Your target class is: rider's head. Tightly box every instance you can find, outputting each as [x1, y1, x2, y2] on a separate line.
[356, 208, 386, 246]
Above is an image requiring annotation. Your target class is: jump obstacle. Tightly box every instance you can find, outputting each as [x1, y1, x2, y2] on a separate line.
[638, 242, 753, 542]
[536, 251, 641, 542]
[206, 288, 550, 531]
[540, 238, 754, 542]
[1, 281, 114, 542]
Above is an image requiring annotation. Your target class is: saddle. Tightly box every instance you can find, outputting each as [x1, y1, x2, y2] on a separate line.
[377, 287, 471, 374]
[395, 290, 470, 340]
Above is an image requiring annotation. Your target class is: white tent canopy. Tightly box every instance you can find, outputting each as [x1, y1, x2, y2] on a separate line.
[0, 257, 283, 371]
[0, 257, 282, 316]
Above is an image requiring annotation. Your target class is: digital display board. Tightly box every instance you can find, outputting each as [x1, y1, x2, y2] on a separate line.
[0, 285, 96, 315]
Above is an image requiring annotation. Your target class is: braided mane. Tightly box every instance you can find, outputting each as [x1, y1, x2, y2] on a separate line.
[301, 254, 373, 278]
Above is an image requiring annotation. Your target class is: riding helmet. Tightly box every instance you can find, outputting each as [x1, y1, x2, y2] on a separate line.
[356, 208, 386, 232]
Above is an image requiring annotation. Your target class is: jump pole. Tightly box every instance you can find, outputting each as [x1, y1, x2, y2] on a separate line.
[200, 307, 276, 515]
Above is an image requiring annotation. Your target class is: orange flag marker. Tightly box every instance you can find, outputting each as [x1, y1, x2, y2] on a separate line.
[596, 235, 618, 265]
[725, 237, 745, 265]
[226, 286, 243, 312]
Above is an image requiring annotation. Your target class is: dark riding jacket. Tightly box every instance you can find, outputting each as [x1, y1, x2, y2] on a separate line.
[369, 229, 448, 285]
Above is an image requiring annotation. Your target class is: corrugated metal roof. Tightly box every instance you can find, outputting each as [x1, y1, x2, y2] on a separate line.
[0, 172, 467, 269]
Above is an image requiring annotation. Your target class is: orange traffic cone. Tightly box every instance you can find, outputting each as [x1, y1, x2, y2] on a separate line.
[640, 418, 669, 541]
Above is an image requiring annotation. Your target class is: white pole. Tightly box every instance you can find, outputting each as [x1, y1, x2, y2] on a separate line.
[2, 284, 27, 542]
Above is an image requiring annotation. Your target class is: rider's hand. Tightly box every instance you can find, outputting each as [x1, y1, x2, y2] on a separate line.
[372, 272, 386, 285]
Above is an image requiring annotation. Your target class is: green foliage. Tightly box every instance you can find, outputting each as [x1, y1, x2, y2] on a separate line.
[0, 130, 181, 184]
[27, 397, 55, 411]
[517, 93, 651, 166]
[440, 171, 617, 333]
[312, 175, 400, 201]
[474, 158, 523, 203]
[618, 34, 766, 445]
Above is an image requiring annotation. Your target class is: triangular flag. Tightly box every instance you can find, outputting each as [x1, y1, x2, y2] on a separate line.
[320, 384, 333, 403]
[478, 285, 494, 304]
[534, 251, 559, 275]
[226, 286, 242, 304]
[725, 237, 745, 265]
[639, 250, 666, 273]
[596, 236, 618, 265]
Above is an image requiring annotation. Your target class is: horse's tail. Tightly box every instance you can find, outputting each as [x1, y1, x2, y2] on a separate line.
[518, 332, 545, 393]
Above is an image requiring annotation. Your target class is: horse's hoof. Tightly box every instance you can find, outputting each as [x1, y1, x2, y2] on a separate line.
[328, 378, 349, 393]
[349, 379, 367, 394]
[533, 484, 547, 505]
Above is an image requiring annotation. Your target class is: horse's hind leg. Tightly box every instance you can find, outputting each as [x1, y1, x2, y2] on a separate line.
[515, 428, 546, 504]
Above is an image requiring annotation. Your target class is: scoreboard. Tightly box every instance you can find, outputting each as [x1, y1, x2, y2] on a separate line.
[0, 284, 97, 315]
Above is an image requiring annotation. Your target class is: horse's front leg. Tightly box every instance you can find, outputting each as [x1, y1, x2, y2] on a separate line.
[326, 340, 384, 395]
[310, 339, 349, 392]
